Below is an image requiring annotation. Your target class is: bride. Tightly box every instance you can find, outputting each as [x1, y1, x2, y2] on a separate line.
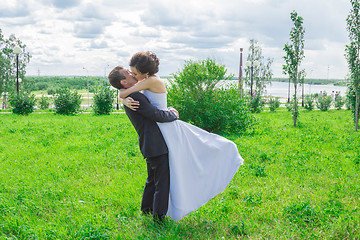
[120, 51, 243, 221]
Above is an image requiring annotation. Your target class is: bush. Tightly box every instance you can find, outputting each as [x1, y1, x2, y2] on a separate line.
[38, 95, 52, 109]
[268, 97, 281, 111]
[92, 85, 116, 115]
[316, 91, 332, 111]
[167, 59, 256, 134]
[54, 88, 81, 115]
[47, 88, 57, 95]
[304, 94, 315, 111]
[248, 94, 265, 113]
[334, 95, 345, 110]
[8, 92, 36, 115]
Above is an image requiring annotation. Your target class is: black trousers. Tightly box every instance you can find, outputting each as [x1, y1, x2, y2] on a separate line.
[141, 153, 170, 219]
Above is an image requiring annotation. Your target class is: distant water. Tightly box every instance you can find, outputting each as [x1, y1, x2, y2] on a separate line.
[262, 81, 347, 98]
[164, 79, 348, 98]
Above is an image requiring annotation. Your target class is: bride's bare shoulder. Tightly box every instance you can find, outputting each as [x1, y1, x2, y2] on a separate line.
[146, 75, 166, 92]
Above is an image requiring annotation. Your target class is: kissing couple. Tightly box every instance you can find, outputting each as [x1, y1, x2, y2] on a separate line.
[108, 51, 243, 222]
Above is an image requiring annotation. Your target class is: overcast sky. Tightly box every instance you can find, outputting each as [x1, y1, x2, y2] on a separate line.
[0, 0, 352, 79]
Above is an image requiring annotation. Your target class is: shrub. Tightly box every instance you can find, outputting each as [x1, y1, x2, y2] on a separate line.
[268, 97, 281, 111]
[167, 59, 256, 134]
[8, 92, 36, 115]
[92, 85, 116, 115]
[316, 91, 332, 111]
[54, 88, 81, 115]
[248, 93, 265, 113]
[38, 95, 52, 109]
[304, 94, 315, 111]
[47, 88, 56, 95]
[334, 95, 345, 110]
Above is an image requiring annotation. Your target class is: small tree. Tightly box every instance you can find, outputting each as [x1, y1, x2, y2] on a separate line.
[0, 29, 31, 109]
[244, 39, 273, 96]
[283, 11, 306, 127]
[54, 88, 81, 115]
[346, 0, 360, 131]
[168, 59, 255, 134]
[92, 85, 116, 115]
[346, 83, 360, 118]
[8, 92, 36, 115]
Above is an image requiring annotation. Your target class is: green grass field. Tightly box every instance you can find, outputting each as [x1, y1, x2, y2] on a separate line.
[0, 110, 359, 239]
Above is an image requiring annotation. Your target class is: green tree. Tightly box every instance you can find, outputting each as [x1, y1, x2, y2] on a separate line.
[283, 11, 306, 127]
[244, 39, 273, 96]
[0, 29, 31, 109]
[345, 0, 360, 131]
[167, 59, 255, 134]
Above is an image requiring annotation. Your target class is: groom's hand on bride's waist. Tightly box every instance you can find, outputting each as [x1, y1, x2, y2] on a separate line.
[168, 107, 179, 118]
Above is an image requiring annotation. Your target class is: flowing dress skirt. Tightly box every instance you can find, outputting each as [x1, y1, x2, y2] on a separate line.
[157, 120, 243, 221]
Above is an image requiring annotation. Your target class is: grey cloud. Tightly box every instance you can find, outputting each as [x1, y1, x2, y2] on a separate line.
[132, 29, 161, 38]
[169, 35, 234, 49]
[78, 3, 111, 21]
[74, 21, 106, 38]
[0, 2, 30, 18]
[90, 40, 109, 49]
[52, 0, 81, 9]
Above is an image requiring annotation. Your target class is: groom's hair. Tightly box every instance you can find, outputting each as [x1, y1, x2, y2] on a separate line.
[108, 65, 126, 89]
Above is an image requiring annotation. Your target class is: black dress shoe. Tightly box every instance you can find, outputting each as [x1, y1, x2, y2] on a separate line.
[153, 214, 165, 224]
[142, 208, 153, 215]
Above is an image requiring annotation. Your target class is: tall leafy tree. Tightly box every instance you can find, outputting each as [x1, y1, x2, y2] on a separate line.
[244, 39, 273, 96]
[283, 11, 305, 127]
[345, 0, 360, 131]
[0, 29, 31, 109]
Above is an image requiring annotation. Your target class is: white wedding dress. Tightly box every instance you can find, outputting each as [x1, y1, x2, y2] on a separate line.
[143, 90, 244, 221]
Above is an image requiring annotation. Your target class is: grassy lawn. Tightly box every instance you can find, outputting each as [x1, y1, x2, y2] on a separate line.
[0, 110, 359, 239]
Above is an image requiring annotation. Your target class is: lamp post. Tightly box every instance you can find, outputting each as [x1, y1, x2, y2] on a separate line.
[239, 48, 243, 96]
[245, 60, 259, 96]
[83, 67, 90, 108]
[116, 90, 119, 110]
[13, 46, 22, 94]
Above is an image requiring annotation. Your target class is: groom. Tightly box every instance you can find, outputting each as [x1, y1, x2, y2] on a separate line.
[108, 66, 178, 222]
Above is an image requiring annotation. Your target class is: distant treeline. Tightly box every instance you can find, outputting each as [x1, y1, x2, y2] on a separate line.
[25, 76, 347, 93]
[25, 76, 107, 93]
[230, 77, 347, 86]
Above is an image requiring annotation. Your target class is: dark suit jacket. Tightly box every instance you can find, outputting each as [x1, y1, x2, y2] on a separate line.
[124, 92, 177, 159]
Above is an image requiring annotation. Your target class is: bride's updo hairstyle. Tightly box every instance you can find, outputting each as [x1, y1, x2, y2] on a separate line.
[129, 51, 159, 76]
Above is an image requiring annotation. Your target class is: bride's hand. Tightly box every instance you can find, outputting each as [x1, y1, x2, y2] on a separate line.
[168, 107, 179, 118]
[122, 97, 139, 111]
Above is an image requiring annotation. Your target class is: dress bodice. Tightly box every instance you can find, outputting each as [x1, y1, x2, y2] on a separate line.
[142, 90, 168, 110]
